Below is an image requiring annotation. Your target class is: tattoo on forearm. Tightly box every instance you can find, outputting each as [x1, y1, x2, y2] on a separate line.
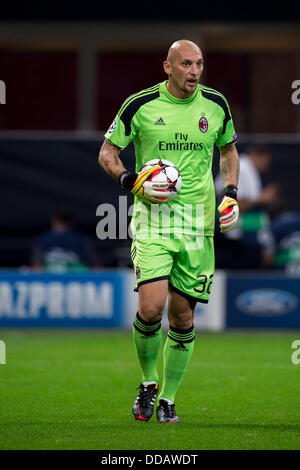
[100, 148, 123, 181]
[103, 158, 114, 177]
[113, 153, 121, 166]
[220, 160, 232, 184]
[218, 145, 239, 188]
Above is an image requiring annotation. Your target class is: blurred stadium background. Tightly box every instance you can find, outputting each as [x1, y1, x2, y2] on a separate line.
[0, 3, 300, 450]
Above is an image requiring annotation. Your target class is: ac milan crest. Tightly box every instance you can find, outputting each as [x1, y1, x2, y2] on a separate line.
[199, 117, 208, 133]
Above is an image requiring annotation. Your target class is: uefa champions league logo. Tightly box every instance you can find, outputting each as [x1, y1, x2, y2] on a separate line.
[0, 81, 6, 104]
[107, 119, 117, 134]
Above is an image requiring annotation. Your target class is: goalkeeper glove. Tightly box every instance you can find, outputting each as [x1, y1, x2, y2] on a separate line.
[119, 165, 162, 203]
[218, 185, 239, 233]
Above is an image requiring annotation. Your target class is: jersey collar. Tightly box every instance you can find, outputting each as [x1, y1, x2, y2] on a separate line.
[160, 80, 199, 104]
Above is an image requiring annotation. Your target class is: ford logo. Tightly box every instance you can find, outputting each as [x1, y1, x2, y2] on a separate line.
[236, 289, 298, 317]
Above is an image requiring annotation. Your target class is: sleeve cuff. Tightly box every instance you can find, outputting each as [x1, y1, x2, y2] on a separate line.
[217, 138, 238, 147]
[104, 136, 125, 150]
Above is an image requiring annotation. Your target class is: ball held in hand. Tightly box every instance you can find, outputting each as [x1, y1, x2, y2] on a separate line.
[139, 159, 182, 203]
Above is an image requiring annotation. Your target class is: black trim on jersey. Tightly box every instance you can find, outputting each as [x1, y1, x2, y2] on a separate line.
[120, 90, 160, 136]
[134, 275, 170, 291]
[201, 89, 231, 135]
[169, 282, 209, 304]
[218, 138, 238, 147]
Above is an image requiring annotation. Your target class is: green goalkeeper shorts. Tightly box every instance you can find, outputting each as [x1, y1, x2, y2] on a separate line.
[131, 236, 215, 303]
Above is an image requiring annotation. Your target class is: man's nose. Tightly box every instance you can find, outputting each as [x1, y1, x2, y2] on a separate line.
[190, 64, 198, 75]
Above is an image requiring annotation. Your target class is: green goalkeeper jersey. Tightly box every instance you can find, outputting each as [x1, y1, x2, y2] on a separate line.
[104, 80, 237, 238]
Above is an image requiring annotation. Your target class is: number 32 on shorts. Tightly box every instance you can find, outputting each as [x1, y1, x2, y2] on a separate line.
[194, 274, 214, 294]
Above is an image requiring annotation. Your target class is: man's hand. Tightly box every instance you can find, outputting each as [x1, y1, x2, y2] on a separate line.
[218, 195, 239, 233]
[120, 165, 163, 203]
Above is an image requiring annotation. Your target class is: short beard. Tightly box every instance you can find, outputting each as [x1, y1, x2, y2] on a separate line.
[172, 78, 191, 96]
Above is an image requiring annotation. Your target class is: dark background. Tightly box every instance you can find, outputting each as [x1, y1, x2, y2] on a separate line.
[1, 137, 298, 268]
[1, 1, 299, 21]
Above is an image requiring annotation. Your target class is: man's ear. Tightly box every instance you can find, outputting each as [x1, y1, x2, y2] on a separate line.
[163, 60, 171, 76]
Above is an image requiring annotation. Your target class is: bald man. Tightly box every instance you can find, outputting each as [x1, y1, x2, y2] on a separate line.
[99, 40, 240, 423]
[165, 39, 203, 97]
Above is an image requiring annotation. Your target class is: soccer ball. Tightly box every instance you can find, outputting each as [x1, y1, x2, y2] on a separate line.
[140, 159, 182, 203]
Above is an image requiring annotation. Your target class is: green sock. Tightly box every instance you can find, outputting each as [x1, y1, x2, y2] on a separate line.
[133, 312, 162, 384]
[158, 325, 195, 403]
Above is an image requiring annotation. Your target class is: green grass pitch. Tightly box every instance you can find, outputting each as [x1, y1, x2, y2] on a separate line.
[0, 329, 299, 450]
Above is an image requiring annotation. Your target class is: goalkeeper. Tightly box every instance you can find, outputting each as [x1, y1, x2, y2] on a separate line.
[98, 39, 239, 423]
